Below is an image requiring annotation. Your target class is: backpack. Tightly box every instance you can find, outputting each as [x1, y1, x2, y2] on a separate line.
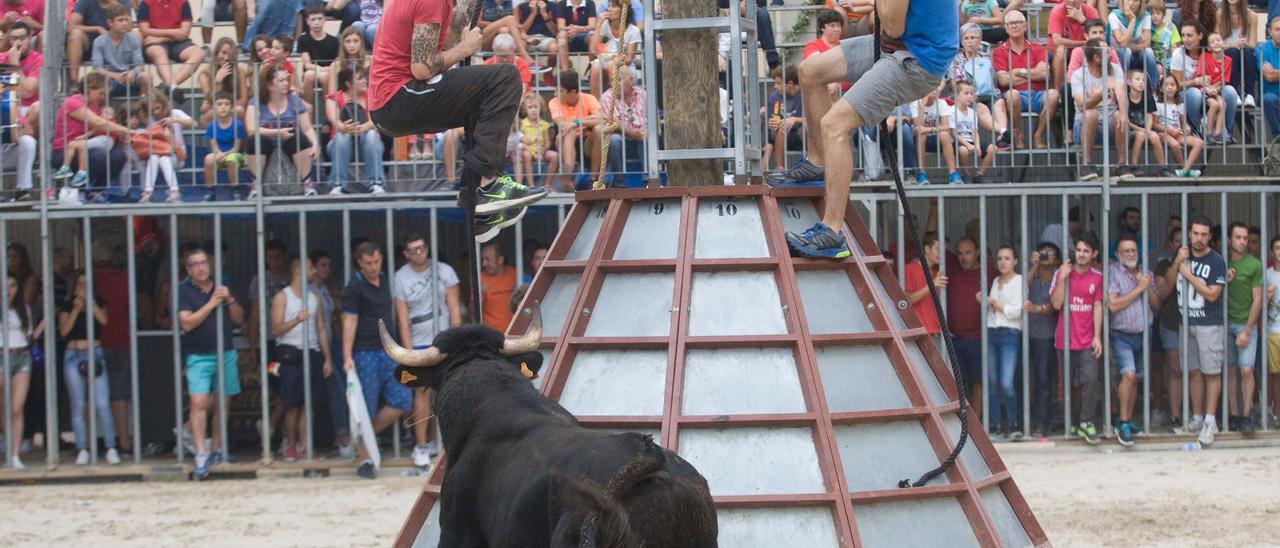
[1265, 136, 1280, 177]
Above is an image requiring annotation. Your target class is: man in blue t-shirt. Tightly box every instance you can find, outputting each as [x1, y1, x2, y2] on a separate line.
[1165, 216, 1227, 446]
[777, 0, 957, 260]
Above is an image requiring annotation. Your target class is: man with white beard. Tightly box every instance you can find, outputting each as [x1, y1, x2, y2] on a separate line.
[1106, 234, 1159, 446]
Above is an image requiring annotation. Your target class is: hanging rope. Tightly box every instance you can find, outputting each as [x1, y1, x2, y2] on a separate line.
[592, 0, 632, 191]
[869, 5, 972, 489]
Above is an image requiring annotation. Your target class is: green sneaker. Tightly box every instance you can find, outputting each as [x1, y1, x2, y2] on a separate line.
[472, 175, 547, 215]
[475, 205, 528, 243]
[1072, 421, 1100, 445]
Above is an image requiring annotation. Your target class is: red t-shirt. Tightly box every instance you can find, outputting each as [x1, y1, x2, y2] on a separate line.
[803, 38, 834, 60]
[137, 0, 193, 30]
[991, 39, 1048, 91]
[1046, 2, 1099, 50]
[369, 0, 452, 111]
[0, 0, 44, 25]
[94, 268, 129, 347]
[53, 94, 100, 151]
[0, 49, 42, 106]
[904, 262, 941, 334]
[1195, 53, 1232, 86]
[945, 260, 996, 340]
[1049, 267, 1103, 350]
[484, 55, 532, 91]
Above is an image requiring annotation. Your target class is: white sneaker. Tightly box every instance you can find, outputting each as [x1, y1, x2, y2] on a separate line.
[1198, 420, 1218, 446]
[369, 182, 386, 195]
[1186, 415, 1205, 434]
[426, 440, 440, 457]
[412, 444, 432, 467]
[337, 442, 355, 459]
[328, 186, 345, 196]
[75, 449, 90, 465]
[1245, 94, 1257, 108]
[58, 187, 82, 205]
[106, 448, 121, 465]
[10, 455, 24, 471]
[165, 188, 181, 202]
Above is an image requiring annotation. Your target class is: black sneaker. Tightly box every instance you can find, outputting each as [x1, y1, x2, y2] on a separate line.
[1228, 415, 1241, 431]
[785, 222, 852, 260]
[995, 130, 1011, 150]
[1117, 421, 1135, 447]
[1080, 168, 1100, 182]
[1241, 416, 1256, 435]
[475, 205, 528, 243]
[356, 459, 376, 479]
[472, 175, 547, 215]
[766, 158, 825, 187]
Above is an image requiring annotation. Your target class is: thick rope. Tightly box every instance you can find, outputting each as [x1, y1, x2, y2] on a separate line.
[592, 0, 632, 191]
[870, 7, 971, 489]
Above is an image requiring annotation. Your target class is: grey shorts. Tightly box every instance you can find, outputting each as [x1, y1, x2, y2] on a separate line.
[104, 347, 132, 401]
[840, 35, 941, 126]
[1187, 324, 1226, 375]
[4, 349, 32, 375]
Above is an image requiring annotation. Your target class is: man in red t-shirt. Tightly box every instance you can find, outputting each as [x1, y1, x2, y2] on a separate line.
[92, 241, 134, 453]
[946, 237, 996, 415]
[802, 9, 850, 95]
[137, 0, 205, 88]
[991, 9, 1060, 149]
[369, 0, 546, 244]
[1047, 0, 1099, 89]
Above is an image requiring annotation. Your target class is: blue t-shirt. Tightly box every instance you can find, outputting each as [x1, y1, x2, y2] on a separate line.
[1182, 250, 1227, 326]
[516, 1, 557, 36]
[901, 0, 959, 77]
[205, 119, 246, 152]
[767, 90, 803, 132]
[1259, 40, 1280, 97]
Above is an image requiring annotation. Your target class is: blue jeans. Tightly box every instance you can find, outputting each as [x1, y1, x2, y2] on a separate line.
[1265, 93, 1280, 138]
[352, 20, 379, 48]
[242, 0, 301, 52]
[987, 327, 1022, 429]
[893, 124, 917, 171]
[1184, 85, 1239, 137]
[1029, 336, 1056, 431]
[605, 135, 644, 186]
[1111, 330, 1145, 377]
[63, 347, 118, 451]
[1117, 47, 1159, 94]
[327, 129, 386, 185]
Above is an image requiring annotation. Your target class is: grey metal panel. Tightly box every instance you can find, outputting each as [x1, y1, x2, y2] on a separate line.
[410, 501, 441, 548]
[540, 273, 582, 339]
[867, 270, 907, 331]
[981, 486, 1034, 548]
[815, 346, 910, 413]
[560, 350, 668, 416]
[904, 339, 951, 406]
[682, 348, 806, 415]
[585, 273, 675, 337]
[566, 203, 609, 260]
[678, 427, 826, 496]
[716, 507, 840, 548]
[694, 198, 770, 258]
[834, 422, 947, 492]
[614, 199, 682, 260]
[688, 272, 787, 336]
[853, 497, 980, 548]
[943, 414, 992, 480]
[795, 270, 874, 334]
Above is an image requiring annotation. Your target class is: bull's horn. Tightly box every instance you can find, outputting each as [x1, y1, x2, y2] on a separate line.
[502, 306, 543, 355]
[379, 319, 445, 367]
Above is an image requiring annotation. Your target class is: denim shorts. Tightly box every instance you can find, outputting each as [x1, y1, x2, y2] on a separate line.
[1158, 324, 1180, 351]
[1228, 323, 1258, 369]
[354, 350, 412, 418]
[1017, 90, 1046, 112]
[1110, 330, 1145, 376]
[4, 348, 32, 375]
[186, 349, 241, 396]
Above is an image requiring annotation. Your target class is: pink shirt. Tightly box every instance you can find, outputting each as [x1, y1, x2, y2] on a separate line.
[0, 49, 41, 106]
[52, 94, 101, 151]
[1049, 267, 1102, 350]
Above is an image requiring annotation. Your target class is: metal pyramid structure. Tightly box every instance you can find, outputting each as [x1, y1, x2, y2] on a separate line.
[395, 186, 1046, 547]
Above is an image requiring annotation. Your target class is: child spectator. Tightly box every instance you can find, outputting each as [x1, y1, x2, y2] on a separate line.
[549, 71, 601, 187]
[137, 0, 206, 89]
[269, 35, 304, 93]
[149, 89, 196, 168]
[297, 4, 340, 102]
[329, 27, 369, 93]
[52, 133, 92, 188]
[203, 92, 246, 197]
[484, 33, 532, 92]
[517, 92, 559, 189]
[1148, 0, 1180, 70]
[951, 80, 996, 184]
[198, 37, 251, 123]
[763, 66, 803, 173]
[249, 33, 272, 64]
[131, 94, 183, 202]
[91, 3, 148, 99]
[1155, 73, 1202, 176]
[588, 0, 641, 97]
[912, 86, 956, 185]
[352, 0, 381, 49]
[1123, 69, 1168, 175]
[1195, 32, 1233, 143]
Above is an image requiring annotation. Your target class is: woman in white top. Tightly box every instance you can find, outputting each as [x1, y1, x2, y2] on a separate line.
[1264, 237, 1280, 426]
[985, 245, 1024, 439]
[3, 274, 41, 470]
[269, 258, 332, 461]
[1170, 20, 1239, 142]
[588, 0, 642, 97]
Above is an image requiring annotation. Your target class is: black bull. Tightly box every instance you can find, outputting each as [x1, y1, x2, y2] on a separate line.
[380, 319, 718, 548]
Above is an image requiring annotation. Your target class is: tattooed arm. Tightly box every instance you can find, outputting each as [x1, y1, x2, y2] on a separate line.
[443, 0, 483, 48]
[410, 22, 483, 81]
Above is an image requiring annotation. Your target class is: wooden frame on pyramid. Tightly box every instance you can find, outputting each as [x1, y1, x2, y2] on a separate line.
[395, 186, 1048, 548]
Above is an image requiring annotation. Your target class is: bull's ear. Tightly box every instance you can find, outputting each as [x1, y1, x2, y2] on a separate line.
[509, 352, 544, 380]
[394, 364, 433, 388]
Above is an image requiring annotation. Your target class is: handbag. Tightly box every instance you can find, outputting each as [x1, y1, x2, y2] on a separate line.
[77, 353, 105, 378]
[275, 344, 304, 364]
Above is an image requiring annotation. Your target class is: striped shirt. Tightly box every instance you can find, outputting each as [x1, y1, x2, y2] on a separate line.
[1107, 262, 1152, 334]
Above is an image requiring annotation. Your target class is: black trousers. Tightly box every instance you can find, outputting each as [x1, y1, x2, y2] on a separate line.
[371, 64, 522, 178]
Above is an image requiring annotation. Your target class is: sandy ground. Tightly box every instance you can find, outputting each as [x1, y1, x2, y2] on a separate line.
[1, 446, 1278, 547]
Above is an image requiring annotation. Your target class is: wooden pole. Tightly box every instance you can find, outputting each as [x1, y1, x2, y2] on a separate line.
[660, 0, 723, 186]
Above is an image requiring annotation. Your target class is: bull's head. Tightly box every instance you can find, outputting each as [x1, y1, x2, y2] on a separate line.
[378, 307, 544, 386]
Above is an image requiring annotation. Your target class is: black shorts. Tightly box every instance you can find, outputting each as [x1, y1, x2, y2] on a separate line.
[768, 128, 804, 149]
[278, 348, 324, 408]
[243, 132, 313, 158]
[145, 40, 199, 61]
[103, 347, 132, 401]
[566, 33, 592, 53]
